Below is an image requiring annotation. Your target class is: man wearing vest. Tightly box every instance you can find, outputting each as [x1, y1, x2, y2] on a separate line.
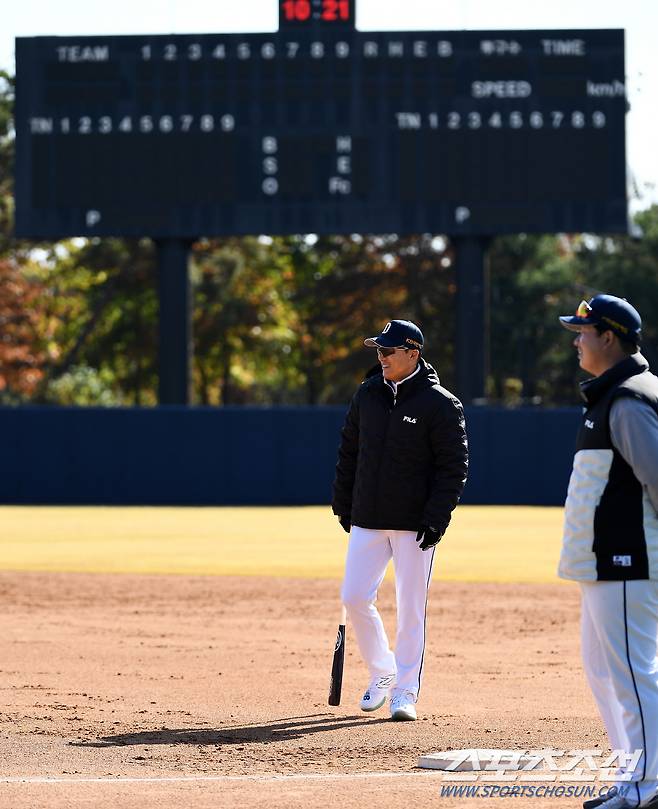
[559, 294, 658, 809]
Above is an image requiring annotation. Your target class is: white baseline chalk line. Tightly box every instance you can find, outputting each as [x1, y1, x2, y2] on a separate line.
[1, 771, 443, 785]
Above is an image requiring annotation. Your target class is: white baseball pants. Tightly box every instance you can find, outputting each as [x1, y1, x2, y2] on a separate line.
[581, 580, 658, 806]
[341, 525, 436, 698]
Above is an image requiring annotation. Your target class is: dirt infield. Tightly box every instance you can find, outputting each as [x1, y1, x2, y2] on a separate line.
[0, 571, 605, 808]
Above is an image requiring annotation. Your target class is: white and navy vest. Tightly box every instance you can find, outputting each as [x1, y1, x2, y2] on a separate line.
[559, 355, 658, 582]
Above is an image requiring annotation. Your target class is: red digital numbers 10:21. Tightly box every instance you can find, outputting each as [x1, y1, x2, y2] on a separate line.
[281, 0, 350, 21]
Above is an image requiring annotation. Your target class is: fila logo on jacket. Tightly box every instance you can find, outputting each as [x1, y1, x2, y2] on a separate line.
[403, 416, 417, 424]
[559, 355, 658, 582]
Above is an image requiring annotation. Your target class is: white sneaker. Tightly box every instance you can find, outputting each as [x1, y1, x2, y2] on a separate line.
[389, 689, 417, 721]
[360, 675, 396, 712]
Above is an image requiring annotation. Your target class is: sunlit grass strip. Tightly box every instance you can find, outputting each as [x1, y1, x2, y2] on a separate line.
[0, 505, 564, 583]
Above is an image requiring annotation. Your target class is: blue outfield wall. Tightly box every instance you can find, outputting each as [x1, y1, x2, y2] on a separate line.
[0, 406, 580, 506]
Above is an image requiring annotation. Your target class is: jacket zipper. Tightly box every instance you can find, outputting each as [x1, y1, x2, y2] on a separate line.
[376, 385, 395, 513]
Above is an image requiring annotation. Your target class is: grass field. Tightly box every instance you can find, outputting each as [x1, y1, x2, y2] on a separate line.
[0, 505, 564, 583]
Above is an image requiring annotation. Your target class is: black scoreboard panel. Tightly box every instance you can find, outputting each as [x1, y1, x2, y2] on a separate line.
[15, 25, 627, 238]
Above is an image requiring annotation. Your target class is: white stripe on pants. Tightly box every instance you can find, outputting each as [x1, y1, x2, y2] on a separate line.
[341, 525, 435, 698]
[581, 580, 658, 805]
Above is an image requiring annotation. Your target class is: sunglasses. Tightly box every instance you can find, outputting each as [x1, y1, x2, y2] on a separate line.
[576, 300, 593, 318]
[376, 346, 410, 357]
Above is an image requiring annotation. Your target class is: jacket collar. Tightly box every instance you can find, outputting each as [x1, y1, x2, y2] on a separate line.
[364, 357, 440, 396]
[580, 353, 649, 406]
[384, 363, 421, 394]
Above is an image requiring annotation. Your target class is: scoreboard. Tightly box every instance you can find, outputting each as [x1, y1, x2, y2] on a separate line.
[14, 0, 627, 238]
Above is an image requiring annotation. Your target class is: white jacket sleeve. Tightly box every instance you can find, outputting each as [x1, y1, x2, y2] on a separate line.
[610, 397, 658, 514]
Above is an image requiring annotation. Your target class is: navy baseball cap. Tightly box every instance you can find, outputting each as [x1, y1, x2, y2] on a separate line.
[364, 320, 424, 351]
[559, 294, 642, 345]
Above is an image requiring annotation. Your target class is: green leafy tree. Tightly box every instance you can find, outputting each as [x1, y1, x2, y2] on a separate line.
[271, 233, 455, 404]
[46, 365, 125, 406]
[192, 237, 298, 405]
[488, 209, 658, 405]
[32, 238, 158, 406]
[489, 234, 576, 403]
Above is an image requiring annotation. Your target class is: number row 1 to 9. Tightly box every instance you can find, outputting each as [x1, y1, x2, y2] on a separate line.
[28, 110, 610, 136]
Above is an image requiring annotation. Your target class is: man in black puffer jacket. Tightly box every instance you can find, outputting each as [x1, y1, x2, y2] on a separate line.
[332, 319, 468, 721]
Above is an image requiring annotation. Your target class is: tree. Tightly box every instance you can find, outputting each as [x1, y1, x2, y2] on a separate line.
[272, 233, 455, 404]
[489, 234, 576, 403]
[32, 238, 158, 406]
[0, 256, 49, 401]
[192, 237, 297, 405]
[487, 208, 658, 405]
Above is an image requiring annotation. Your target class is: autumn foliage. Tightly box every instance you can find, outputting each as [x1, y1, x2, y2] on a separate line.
[0, 257, 49, 396]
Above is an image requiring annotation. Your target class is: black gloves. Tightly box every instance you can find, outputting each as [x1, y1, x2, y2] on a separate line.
[416, 525, 442, 551]
[338, 516, 351, 534]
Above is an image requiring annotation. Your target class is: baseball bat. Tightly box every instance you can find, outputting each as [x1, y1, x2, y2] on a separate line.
[328, 605, 347, 706]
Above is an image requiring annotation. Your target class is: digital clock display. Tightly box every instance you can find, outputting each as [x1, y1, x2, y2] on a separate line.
[14, 20, 627, 239]
[280, 0, 354, 27]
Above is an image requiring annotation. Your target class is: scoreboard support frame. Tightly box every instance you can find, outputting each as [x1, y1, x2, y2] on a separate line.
[455, 236, 490, 404]
[156, 239, 193, 406]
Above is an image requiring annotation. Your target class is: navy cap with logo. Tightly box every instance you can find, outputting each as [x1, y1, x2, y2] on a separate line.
[364, 319, 424, 351]
[559, 294, 642, 345]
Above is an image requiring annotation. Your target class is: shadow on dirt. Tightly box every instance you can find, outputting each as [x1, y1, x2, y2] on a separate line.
[70, 714, 392, 748]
